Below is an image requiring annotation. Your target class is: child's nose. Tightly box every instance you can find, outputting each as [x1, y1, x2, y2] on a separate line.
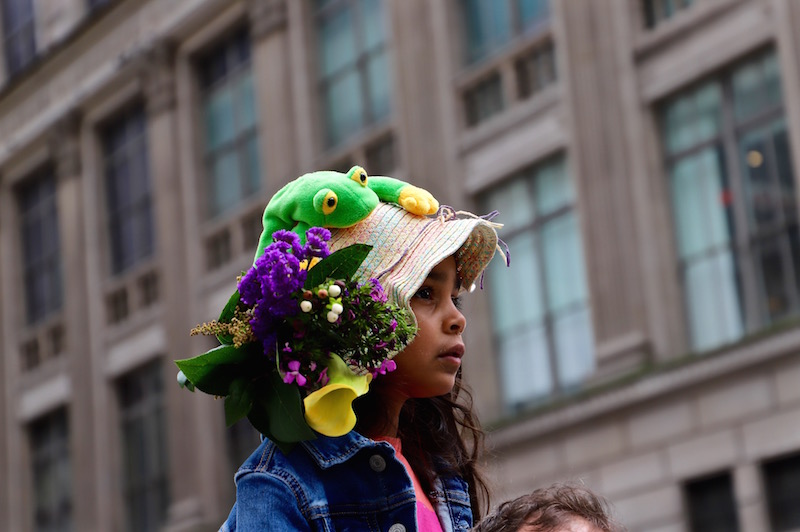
[447, 307, 466, 334]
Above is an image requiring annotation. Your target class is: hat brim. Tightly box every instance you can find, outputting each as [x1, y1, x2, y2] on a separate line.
[327, 203, 499, 314]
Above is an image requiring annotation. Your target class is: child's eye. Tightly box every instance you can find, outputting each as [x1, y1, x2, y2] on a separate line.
[414, 287, 433, 300]
[452, 296, 463, 310]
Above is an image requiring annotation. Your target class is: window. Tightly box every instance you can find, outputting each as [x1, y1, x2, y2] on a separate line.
[763, 452, 800, 530]
[19, 170, 62, 325]
[661, 50, 798, 352]
[117, 360, 169, 532]
[198, 30, 261, 218]
[29, 408, 72, 532]
[684, 472, 740, 532]
[314, 0, 391, 148]
[642, 0, 694, 29]
[485, 157, 594, 409]
[101, 104, 154, 275]
[2, 0, 36, 76]
[457, 0, 555, 128]
[460, 0, 549, 65]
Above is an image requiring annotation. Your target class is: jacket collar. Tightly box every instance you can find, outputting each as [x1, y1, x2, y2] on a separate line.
[299, 430, 393, 469]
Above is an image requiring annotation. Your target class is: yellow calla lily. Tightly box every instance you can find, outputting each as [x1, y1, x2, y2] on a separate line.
[303, 354, 371, 437]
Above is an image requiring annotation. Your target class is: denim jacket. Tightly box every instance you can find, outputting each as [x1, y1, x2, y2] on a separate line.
[220, 430, 473, 531]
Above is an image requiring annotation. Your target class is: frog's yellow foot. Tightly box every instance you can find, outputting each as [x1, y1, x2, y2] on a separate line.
[397, 185, 439, 215]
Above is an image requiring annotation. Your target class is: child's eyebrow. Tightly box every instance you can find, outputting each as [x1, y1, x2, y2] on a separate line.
[426, 270, 462, 290]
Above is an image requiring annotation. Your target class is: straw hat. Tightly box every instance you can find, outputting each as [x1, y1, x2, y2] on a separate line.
[327, 202, 501, 316]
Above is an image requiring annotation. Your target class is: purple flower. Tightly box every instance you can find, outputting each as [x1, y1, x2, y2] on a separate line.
[371, 358, 397, 377]
[304, 227, 332, 259]
[283, 359, 307, 386]
[368, 279, 387, 303]
[272, 230, 304, 258]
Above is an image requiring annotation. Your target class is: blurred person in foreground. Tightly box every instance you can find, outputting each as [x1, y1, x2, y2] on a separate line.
[473, 483, 625, 532]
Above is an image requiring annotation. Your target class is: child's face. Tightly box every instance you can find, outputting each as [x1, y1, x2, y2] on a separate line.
[384, 256, 467, 399]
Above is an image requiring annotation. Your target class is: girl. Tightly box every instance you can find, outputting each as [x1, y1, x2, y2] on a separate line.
[220, 200, 503, 531]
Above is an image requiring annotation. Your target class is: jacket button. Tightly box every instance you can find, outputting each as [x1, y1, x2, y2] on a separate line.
[369, 454, 386, 472]
[388, 524, 406, 532]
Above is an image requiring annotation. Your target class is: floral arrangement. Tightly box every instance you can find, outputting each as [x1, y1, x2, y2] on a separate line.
[175, 228, 416, 450]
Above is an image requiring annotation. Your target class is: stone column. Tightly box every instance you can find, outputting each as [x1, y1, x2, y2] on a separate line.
[138, 41, 223, 531]
[554, 0, 659, 375]
[0, 173, 13, 531]
[247, 0, 297, 191]
[387, 0, 454, 202]
[49, 111, 98, 531]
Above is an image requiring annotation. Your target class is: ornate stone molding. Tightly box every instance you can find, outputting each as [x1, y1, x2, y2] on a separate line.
[247, 0, 288, 42]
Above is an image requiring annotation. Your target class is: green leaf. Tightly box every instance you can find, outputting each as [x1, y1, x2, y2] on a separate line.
[263, 373, 316, 443]
[225, 379, 254, 426]
[246, 402, 276, 441]
[304, 244, 372, 289]
[174, 344, 251, 396]
[217, 289, 242, 344]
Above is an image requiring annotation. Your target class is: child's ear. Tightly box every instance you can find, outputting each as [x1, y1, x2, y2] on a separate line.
[313, 188, 338, 215]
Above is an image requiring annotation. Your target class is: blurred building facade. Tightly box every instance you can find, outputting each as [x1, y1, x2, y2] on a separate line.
[1, 0, 799, 530]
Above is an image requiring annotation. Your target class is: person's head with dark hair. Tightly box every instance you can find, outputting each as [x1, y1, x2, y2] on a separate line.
[473, 483, 625, 532]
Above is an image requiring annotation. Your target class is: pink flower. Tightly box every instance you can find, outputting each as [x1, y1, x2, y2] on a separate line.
[283, 359, 307, 386]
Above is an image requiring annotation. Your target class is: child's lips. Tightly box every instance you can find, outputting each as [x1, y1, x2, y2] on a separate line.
[439, 343, 465, 363]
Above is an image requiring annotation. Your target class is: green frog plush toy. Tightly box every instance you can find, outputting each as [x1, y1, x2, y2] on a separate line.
[254, 166, 438, 260]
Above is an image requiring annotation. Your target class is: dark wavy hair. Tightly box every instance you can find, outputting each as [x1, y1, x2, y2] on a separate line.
[473, 483, 625, 532]
[353, 367, 491, 521]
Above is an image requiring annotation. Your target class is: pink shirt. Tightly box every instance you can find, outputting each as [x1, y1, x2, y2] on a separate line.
[376, 436, 444, 532]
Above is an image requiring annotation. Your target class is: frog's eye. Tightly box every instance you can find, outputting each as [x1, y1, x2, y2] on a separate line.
[349, 166, 368, 187]
[322, 190, 338, 215]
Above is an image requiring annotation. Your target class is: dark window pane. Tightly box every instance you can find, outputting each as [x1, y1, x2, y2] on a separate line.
[198, 30, 261, 217]
[316, 0, 390, 147]
[685, 473, 740, 532]
[461, 0, 512, 64]
[118, 360, 169, 532]
[18, 171, 62, 325]
[764, 453, 800, 530]
[29, 408, 73, 532]
[733, 54, 783, 123]
[2, 0, 36, 75]
[464, 73, 504, 126]
[642, 0, 693, 29]
[102, 105, 155, 274]
[516, 40, 557, 100]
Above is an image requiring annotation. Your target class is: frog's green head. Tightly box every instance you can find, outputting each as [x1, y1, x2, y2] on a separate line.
[310, 166, 379, 227]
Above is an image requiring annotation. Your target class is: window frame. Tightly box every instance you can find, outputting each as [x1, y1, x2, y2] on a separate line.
[28, 407, 73, 532]
[116, 359, 170, 532]
[99, 102, 156, 277]
[483, 156, 595, 410]
[17, 167, 63, 326]
[195, 26, 261, 221]
[1, 0, 36, 76]
[454, 0, 556, 130]
[312, 0, 393, 150]
[683, 471, 740, 532]
[660, 48, 799, 351]
[762, 452, 800, 530]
